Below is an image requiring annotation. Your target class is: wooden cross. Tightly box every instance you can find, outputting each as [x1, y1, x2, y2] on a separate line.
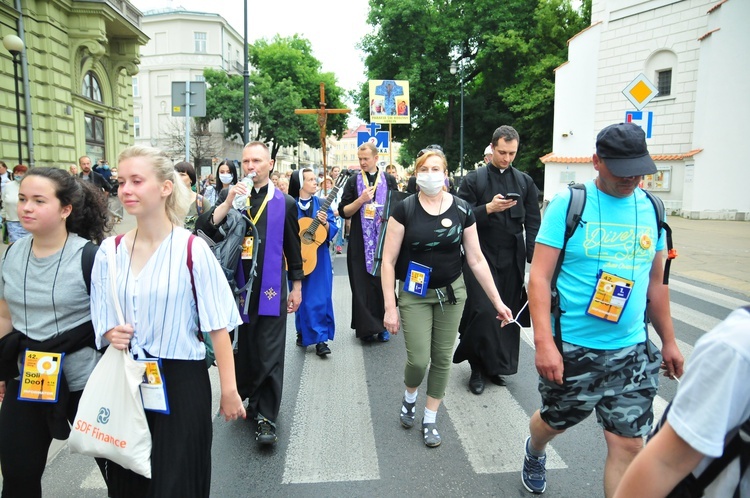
[295, 82, 350, 193]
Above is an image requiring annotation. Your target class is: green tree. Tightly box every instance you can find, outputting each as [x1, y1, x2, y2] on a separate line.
[204, 35, 349, 160]
[358, 0, 590, 184]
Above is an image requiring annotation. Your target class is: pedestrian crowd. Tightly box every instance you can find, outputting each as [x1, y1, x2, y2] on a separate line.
[0, 123, 746, 498]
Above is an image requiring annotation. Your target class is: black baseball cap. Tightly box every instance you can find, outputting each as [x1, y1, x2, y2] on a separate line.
[596, 123, 657, 177]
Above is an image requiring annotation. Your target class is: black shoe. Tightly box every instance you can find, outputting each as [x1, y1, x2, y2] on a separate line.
[469, 368, 485, 395]
[360, 335, 376, 343]
[256, 419, 277, 445]
[316, 342, 331, 357]
[489, 375, 507, 386]
[296, 333, 303, 347]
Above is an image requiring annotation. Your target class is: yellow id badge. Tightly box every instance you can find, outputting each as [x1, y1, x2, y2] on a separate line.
[586, 270, 634, 323]
[364, 203, 376, 220]
[18, 350, 64, 403]
[241, 236, 254, 259]
[139, 359, 170, 414]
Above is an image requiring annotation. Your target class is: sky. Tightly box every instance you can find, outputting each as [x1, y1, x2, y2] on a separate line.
[132, 0, 372, 100]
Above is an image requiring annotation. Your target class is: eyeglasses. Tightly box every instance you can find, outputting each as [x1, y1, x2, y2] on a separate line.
[416, 144, 444, 158]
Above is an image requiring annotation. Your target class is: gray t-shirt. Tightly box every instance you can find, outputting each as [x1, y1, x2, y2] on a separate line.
[0, 233, 100, 391]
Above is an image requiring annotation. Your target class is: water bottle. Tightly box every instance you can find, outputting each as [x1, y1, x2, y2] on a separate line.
[232, 172, 256, 210]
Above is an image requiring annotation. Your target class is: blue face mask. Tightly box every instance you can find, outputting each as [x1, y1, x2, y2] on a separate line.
[101, 163, 110, 170]
[14, 175, 23, 182]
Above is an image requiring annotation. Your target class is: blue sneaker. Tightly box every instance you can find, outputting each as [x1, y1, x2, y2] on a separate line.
[522, 436, 547, 494]
[378, 330, 390, 342]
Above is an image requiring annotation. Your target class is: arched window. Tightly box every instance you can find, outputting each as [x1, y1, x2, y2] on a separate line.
[82, 71, 103, 102]
[645, 50, 677, 98]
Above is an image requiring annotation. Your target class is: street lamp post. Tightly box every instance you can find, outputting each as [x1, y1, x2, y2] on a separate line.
[449, 61, 464, 181]
[3, 34, 25, 166]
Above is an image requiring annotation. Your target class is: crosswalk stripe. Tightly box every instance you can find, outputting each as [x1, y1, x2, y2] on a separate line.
[670, 301, 722, 334]
[282, 277, 380, 484]
[80, 465, 106, 489]
[670, 279, 749, 310]
[443, 361, 566, 474]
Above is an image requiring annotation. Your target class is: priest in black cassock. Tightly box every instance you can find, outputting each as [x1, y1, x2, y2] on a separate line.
[219, 142, 303, 446]
[453, 126, 540, 394]
[339, 143, 398, 342]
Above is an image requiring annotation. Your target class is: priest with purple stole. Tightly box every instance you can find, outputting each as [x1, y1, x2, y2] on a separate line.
[339, 142, 398, 342]
[223, 141, 303, 446]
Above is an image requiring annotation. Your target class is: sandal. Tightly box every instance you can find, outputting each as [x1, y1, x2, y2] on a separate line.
[422, 421, 442, 447]
[400, 397, 416, 429]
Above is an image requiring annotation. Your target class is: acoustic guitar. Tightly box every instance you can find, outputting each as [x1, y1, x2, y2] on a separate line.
[299, 170, 351, 276]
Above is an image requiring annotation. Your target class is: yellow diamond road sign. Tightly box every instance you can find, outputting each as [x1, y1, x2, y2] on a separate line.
[622, 73, 658, 110]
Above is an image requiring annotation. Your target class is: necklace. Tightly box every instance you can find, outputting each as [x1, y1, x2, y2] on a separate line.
[23, 234, 69, 337]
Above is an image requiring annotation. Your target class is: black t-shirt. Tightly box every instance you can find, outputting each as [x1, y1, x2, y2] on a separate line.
[391, 195, 475, 288]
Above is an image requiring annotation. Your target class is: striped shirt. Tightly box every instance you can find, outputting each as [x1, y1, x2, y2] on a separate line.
[91, 227, 242, 360]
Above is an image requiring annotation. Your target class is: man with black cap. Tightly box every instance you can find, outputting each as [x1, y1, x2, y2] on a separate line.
[520, 122, 684, 496]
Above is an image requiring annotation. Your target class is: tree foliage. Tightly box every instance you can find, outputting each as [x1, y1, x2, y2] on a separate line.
[358, 0, 590, 184]
[203, 35, 349, 160]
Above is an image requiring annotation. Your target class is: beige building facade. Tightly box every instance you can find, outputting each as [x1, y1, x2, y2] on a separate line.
[0, 0, 147, 168]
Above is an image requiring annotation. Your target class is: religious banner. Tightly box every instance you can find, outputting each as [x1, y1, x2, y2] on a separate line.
[369, 80, 410, 124]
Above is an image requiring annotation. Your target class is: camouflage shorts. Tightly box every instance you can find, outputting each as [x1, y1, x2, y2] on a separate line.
[538, 340, 662, 437]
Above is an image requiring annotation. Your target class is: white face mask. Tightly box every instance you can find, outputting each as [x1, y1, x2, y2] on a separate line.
[218, 173, 233, 185]
[416, 172, 445, 196]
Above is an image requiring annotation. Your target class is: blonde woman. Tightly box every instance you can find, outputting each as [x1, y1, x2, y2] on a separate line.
[90, 146, 245, 497]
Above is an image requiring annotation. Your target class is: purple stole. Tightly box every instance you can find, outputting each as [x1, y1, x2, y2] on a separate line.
[236, 183, 286, 321]
[357, 170, 388, 274]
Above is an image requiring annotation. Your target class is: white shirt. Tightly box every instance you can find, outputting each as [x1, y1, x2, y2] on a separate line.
[668, 307, 750, 497]
[91, 227, 242, 360]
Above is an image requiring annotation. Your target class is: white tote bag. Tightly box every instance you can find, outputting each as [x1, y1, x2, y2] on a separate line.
[68, 240, 152, 478]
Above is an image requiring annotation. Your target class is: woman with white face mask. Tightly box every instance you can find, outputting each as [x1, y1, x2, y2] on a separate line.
[380, 147, 513, 447]
[203, 160, 237, 206]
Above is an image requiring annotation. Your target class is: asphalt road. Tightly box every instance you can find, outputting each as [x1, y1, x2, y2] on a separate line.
[30, 252, 749, 497]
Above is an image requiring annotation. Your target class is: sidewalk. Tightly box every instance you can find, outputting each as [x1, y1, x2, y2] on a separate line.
[666, 216, 750, 298]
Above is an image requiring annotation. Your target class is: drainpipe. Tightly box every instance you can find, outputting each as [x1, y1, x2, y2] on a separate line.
[15, 0, 34, 167]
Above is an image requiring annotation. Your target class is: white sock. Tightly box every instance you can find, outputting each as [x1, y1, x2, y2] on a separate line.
[423, 408, 437, 424]
[404, 389, 417, 404]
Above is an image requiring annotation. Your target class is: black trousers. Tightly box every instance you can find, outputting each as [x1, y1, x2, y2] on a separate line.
[105, 359, 212, 498]
[0, 382, 106, 498]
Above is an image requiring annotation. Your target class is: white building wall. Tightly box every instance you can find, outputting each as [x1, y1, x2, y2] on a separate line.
[686, 0, 750, 218]
[544, 0, 748, 219]
[133, 10, 246, 167]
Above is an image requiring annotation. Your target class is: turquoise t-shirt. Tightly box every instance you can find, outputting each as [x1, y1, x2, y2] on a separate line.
[536, 180, 665, 349]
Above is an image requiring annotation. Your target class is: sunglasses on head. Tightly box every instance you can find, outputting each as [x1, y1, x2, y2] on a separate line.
[416, 144, 444, 158]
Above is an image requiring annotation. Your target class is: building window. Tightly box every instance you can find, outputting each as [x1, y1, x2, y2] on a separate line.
[134, 116, 141, 138]
[227, 43, 232, 64]
[84, 113, 106, 163]
[132, 77, 139, 97]
[194, 32, 207, 53]
[657, 69, 672, 97]
[195, 74, 205, 82]
[82, 72, 103, 102]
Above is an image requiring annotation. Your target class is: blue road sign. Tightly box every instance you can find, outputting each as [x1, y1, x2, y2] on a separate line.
[357, 122, 390, 150]
[625, 110, 654, 138]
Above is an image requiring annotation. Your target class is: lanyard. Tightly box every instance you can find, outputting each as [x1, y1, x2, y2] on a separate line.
[248, 182, 276, 225]
[361, 169, 381, 190]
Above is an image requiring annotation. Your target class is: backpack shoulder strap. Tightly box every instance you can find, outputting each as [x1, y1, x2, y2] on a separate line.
[476, 166, 489, 202]
[186, 234, 203, 340]
[401, 194, 417, 229]
[114, 234, 125, 250]
[550, 183, 587, 353]
[454, 196, 471, 229]
[643, 190, 676, 284]
[81, 241, 99, 296]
